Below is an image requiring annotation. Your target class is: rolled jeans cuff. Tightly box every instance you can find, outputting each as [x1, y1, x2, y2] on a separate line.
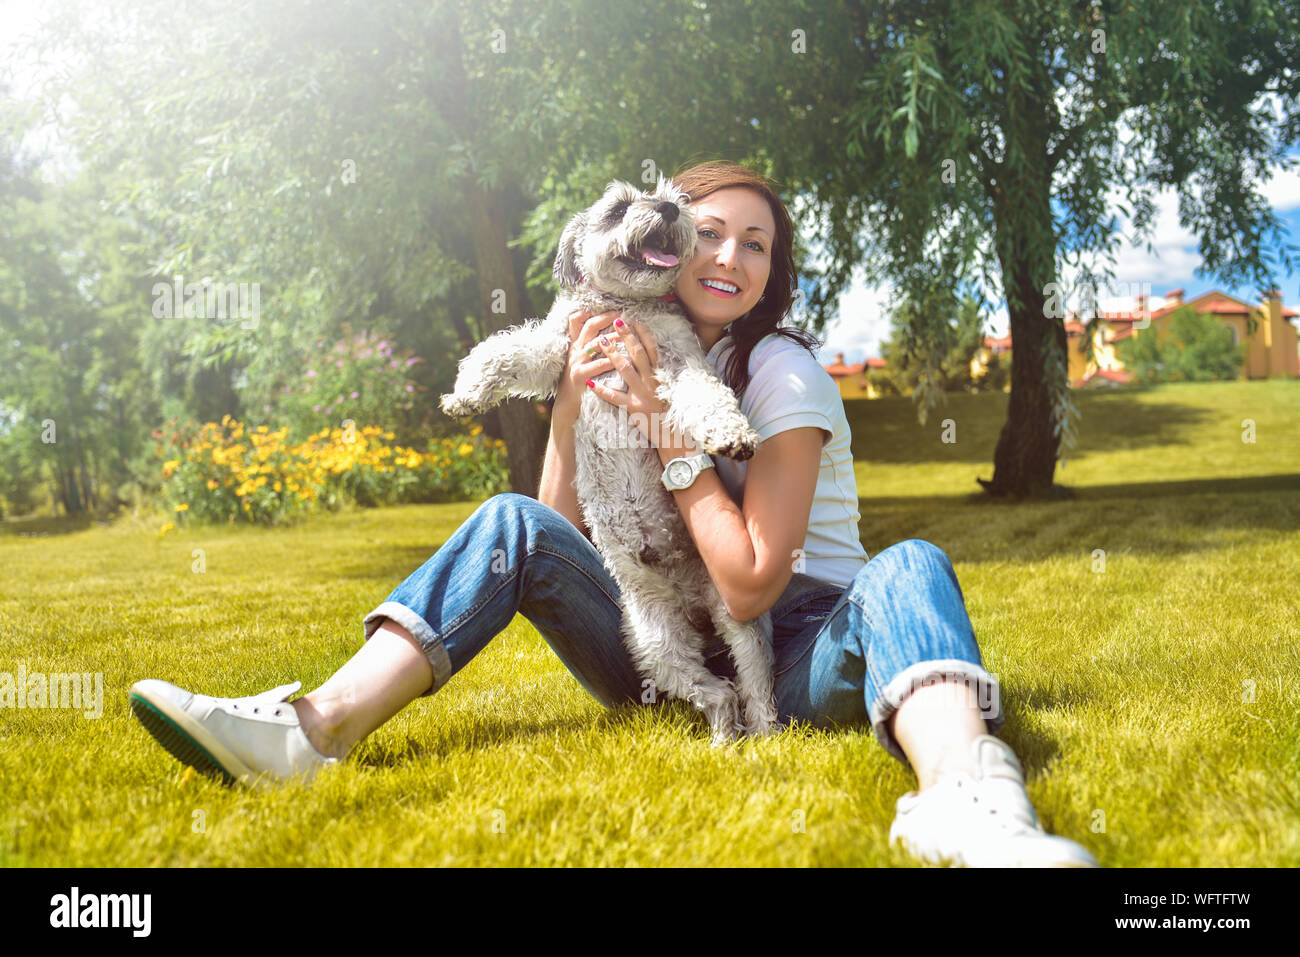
[867, 659, 1004, 764]
[363, 600, 453, 697]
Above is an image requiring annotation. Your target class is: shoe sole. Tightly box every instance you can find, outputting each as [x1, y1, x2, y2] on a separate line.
[891, 832, 1099, 868]
[128, 689, 258, 787]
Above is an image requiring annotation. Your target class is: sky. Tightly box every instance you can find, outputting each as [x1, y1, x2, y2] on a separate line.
[4, 0, 1297, 370]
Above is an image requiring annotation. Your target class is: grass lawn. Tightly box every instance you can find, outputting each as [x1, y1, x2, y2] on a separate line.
[1, 380, 1297, 867]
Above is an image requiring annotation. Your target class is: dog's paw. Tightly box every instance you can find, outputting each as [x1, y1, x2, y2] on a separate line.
[704, 427, 761, 462]
[701, 694, 743, 747]
[741, 700, 780, 737]
[440, 392, 484, 417]
[709, 724, 742, 748]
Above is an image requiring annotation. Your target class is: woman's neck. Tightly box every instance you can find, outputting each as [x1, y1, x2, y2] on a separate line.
[693, 323, 731, 355]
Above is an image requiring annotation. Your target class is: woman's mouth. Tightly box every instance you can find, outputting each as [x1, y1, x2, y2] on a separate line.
[699, 278, 741, 299]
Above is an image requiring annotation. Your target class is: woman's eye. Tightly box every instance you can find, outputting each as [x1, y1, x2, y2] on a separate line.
[698, 228, 764, 253]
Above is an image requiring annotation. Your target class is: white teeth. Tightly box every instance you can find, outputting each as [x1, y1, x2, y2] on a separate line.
[701, 279, 739, 293]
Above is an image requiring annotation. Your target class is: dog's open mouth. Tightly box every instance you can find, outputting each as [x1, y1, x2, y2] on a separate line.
[620, 232, 679, 270]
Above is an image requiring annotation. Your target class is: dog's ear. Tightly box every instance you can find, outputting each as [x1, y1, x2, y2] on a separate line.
[553, 210, 587, 289]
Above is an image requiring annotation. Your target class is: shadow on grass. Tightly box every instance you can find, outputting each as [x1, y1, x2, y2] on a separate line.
[330, 473, 1298, 584]
[0, 513, 97, 537]
[860, 471, 1300, 509]
[354, 711, 603, 768]
[857, 474, 1300, 565]
[845, 385, 1213, 465]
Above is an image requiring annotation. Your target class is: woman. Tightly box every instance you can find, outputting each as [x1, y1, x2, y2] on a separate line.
[129, 161, 1097, 868]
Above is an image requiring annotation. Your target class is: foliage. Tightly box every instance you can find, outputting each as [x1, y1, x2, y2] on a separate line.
[1115, 308, 1247, 383]
[879, 287, 996, 420]
[154, 415, 508, 528]
[761, 0, 1299, 494]
[267, 328, 429, 442]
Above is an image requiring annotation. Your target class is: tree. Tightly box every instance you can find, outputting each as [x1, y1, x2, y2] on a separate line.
[764, 0, 1300, 498]
[1116, 308, 1246, 382]
[33, 0, 805, 497]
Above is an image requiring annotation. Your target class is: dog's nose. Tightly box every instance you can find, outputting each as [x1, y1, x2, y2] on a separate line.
[655, 202, 680, 223]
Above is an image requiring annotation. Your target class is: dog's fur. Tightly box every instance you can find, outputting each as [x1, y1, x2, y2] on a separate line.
[440, 176, 777, 744]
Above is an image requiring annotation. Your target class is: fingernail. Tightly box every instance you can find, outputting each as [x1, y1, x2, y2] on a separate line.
[585, 379, 595, 388]
[599, 336, 609, 346]
[614, 318, 624, 327]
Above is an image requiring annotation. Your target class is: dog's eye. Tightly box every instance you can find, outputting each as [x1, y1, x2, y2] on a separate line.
[602, 201, 630, 227]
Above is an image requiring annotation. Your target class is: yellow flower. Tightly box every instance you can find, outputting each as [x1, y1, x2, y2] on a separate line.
[458, 443, 473, 457]
[273, 481, 282, 492]
[162, 459, 180, 478]
[158, 521, 176, 537]
[206, 479, 219, 490]
[469, 424, 483, 437]
[175, 503, 189, 512]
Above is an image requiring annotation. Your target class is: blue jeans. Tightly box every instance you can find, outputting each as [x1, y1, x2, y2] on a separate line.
[363, 493, 1003, 765]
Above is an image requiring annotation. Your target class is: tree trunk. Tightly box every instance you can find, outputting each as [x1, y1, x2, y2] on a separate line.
[462, 178, 547, 497]
[71, 421, 96, 512]
[977, 254, 1065, 498]
[976, 62, 1069, 500]
[436, 7, 546, 497]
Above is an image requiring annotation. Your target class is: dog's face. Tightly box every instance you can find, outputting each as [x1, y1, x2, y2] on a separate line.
[553, 175, 697, 299]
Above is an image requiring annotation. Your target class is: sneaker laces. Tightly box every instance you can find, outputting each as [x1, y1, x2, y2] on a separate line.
[949, 773, 1042, 836]
[225, 681, 303, 719]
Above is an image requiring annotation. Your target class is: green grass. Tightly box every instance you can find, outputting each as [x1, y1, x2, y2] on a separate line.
[1, 380, 1297, 866]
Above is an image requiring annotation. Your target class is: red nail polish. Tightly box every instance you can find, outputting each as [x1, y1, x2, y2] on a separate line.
[585, 379, 595, 388]
[614, 318, 624, 327]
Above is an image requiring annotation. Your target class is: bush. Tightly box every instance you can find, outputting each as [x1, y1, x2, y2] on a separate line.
[1116, 309, 1245, 383]
[272, 327, 427, 442]
[154, 415, 509, 529]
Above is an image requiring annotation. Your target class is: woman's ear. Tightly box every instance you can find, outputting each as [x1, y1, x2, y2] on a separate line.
[553, 211, 588, 289]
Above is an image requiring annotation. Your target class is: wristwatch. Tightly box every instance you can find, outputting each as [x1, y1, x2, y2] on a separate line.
[662, 452, 714, 492]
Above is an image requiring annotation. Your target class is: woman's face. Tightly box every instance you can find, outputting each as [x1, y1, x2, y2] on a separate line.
[675, 186, 775, 345]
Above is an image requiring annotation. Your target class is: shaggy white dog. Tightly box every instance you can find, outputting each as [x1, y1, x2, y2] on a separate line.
[440, 176, 777, 744]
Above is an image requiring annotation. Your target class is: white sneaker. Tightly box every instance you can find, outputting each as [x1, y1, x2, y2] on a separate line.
[129, 679, 338, 787]
[889, 734, 1099, 867]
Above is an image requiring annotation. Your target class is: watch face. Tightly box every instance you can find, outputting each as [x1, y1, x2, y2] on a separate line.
[668, 461, 693, 486]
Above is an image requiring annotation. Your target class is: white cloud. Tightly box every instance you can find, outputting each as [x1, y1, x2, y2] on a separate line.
[1260, 162, 1300, 212]
[815, 276, 893, 364]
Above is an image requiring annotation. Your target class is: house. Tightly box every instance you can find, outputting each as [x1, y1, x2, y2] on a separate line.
[969, 333, 1013, 386]
[1067, 288, 1299, 387]
[823, 352, 887, 398]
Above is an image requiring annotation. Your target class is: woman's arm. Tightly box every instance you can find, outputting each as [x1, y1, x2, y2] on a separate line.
[655, 423, 824, 621]
[538, 413, 591, 541]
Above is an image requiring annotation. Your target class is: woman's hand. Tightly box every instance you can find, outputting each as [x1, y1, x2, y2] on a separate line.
[553, 309, 620, 429]
[585, 316, 673, 448]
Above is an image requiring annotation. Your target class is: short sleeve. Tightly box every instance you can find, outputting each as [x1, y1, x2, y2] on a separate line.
[740, 342, 837, 447]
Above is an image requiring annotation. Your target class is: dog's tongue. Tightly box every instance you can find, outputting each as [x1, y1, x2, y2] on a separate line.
[642, 247, 678, 268]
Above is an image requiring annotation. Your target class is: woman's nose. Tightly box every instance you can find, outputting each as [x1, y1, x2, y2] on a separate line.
[714, 237, 739, 265]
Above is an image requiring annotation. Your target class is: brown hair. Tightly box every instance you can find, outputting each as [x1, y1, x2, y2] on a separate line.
[670, 160, 822, 399]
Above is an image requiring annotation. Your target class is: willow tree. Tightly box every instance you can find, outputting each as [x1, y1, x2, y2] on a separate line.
[775, 0, 1298, 498]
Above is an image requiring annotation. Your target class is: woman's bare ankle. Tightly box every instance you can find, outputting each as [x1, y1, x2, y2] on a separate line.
[292, 694, 352, 760]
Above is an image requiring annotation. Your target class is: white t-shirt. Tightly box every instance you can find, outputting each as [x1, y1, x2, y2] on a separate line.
[705, 330, 869, 589]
